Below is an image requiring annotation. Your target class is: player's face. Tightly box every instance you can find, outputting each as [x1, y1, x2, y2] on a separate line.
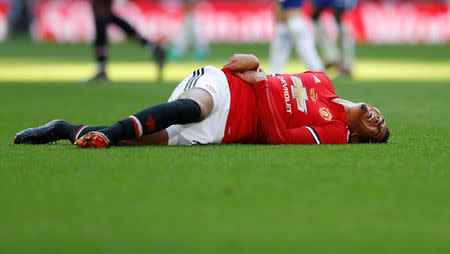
[349, 103, 387, 143]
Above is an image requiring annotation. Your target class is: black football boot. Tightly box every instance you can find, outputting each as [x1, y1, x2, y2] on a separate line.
[13, 120, 67, 144]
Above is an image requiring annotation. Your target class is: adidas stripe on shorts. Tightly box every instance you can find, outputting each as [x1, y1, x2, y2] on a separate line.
[166, 66, 231, 145]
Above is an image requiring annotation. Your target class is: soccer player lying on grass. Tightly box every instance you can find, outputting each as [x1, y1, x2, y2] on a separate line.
[14, 54, 389, 148]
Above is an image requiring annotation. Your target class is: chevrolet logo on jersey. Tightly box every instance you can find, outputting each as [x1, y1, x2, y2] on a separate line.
[290, 76, 308, 113]
[280, 77, 292, 113]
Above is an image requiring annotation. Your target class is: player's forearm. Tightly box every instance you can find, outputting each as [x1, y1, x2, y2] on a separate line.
[254, 82, 289, 144]
[223, 54, 260, 73]
[235, 70, 267, 85]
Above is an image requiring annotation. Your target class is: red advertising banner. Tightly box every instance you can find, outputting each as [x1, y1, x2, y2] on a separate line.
[31, 0, 275, 43]
[352, 1, 450, 44]
[1, 0, 450, 44]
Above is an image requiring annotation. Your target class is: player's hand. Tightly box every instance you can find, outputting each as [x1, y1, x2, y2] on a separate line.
[223, 54, 260, 74]
[235, 67, 267, 85]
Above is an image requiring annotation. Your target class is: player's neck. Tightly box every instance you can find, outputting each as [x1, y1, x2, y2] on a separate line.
[332, 98, 359, 128]
[332, 98, 355, 108]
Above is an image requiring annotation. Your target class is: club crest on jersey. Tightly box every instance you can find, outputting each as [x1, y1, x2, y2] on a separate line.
[319, 107, 332, 121]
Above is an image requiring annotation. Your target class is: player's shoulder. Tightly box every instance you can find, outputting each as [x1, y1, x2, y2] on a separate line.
[298, 71, 340, 99]
[302, 71, 331, 83]
[277, 71, 330, 87]
[267, 71, 331, 84]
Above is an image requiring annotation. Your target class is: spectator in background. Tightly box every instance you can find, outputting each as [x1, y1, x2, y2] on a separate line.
[85, 0, 165, 83]
[312, 0, 358, 79]
[167, 0, 210, 62]
[8, 0, 34, 34]
[270, 0, 324, 74]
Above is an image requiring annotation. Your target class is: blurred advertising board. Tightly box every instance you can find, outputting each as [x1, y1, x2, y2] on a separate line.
[0, 0, 8, 41]
[1, 0, 450, 44]
[29, 0, 275, 43]
[349, 0, 450, 44]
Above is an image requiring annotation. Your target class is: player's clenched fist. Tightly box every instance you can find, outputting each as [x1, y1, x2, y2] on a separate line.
[223, 54, 260, 74]
[235, 67, 267, 85]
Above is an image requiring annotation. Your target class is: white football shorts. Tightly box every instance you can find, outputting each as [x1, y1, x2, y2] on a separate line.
[166, 66, 230, 145]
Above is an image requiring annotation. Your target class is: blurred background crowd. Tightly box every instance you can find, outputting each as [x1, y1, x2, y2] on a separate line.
[1, 0, 449, 81]
[3, 0, 449, 43]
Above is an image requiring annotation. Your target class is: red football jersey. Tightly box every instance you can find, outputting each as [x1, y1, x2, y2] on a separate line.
[221, 67, 263, 144]
[253, 72, 349, 144]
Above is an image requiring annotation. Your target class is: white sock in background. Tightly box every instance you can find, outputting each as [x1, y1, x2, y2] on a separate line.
[287, 16, 324, 72]
[269, 23, 292, 74]
[339, 23, 354, 71]
[189, 13, 209, 56]
[171, 14, 191, 58]
[314, 21, 340, 65]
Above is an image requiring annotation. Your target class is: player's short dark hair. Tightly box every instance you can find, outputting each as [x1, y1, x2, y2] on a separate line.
[380, 127, 390, 143]
[350, 127, 391, 144]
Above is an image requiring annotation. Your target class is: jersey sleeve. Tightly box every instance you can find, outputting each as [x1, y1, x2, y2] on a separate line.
[284, 124, 349, 145]
[254, 80, 348, 145]
[263, 121, 348, 145]
[221, 67, 233, 84]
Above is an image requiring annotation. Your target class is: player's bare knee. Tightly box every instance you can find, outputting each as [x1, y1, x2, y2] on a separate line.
[179, 88, 213, 122]
[285, 9, 300, 20]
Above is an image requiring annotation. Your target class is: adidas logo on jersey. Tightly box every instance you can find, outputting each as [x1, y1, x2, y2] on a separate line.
[312, 75, 321, 84]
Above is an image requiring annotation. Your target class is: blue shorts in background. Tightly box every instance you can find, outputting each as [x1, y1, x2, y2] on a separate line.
[278, 0, 305, 9]
[312, 0, 358, 10]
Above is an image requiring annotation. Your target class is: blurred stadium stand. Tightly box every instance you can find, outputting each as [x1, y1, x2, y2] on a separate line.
[0, 0, 449, 44]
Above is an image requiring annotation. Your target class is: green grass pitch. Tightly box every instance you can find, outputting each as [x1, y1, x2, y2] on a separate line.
[0, 37, 449, 253]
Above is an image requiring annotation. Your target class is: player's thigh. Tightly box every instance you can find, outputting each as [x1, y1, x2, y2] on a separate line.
[168, 66, 227, 116]
[178, 88, 213, 122]
[167, 66, 230, 145]
[91, 0, 112, 17]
